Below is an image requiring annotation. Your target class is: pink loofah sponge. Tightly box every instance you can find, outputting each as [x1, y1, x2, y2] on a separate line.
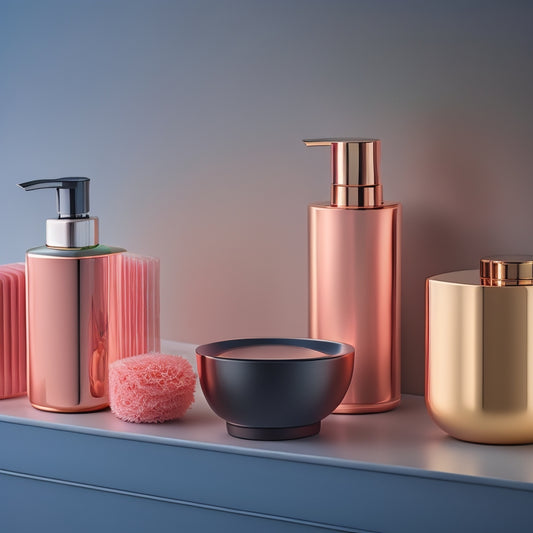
[109, 353, 195, 423]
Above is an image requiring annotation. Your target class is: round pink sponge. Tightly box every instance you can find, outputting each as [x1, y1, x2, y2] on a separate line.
[109, 353, 196, 423]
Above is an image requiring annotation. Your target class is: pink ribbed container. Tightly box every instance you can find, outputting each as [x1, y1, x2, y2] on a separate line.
[0, 263, 26, 399]
[109, 253, 161, 363]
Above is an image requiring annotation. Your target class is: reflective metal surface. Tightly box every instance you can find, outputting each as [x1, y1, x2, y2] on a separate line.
[46, 217, 98, 248]
[305, 138, 401, 414]
[303, 139, 382, 207]
[309, 203, 401, 413]
[426, 269, 533, 444]
[26, 248, 123, 412]
[19, 177, 98, 248]
[480, 255, 533, 286]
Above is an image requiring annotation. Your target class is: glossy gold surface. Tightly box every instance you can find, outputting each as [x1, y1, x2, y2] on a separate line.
[309, 203, 401, 413]
[426, 269, 533, 443]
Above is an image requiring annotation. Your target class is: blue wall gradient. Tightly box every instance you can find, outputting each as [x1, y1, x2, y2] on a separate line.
[1, 0, 532, 393]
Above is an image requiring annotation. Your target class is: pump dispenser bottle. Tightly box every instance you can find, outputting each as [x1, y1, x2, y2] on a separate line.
[19, 178, 125, 412]
[306, 139, 401, 413]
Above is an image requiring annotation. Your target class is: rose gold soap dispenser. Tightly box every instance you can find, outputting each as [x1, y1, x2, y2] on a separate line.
[305, 139, 401, 413]
[19, 178, 125, 412]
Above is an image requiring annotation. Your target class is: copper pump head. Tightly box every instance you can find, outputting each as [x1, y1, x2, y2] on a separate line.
[303, 138, 383, 207]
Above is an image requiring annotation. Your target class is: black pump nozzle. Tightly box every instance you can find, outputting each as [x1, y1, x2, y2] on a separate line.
[18, 177, 90, 218]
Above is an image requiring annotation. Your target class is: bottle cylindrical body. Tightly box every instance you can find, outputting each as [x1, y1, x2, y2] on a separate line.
[26, 246, 123, 412]
[309, 203, 401, 413]
[426, 270, 533, 444]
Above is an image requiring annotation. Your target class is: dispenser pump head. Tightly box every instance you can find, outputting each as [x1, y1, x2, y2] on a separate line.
[18, 177, 90, 218]
[303, 138, 382, 207]
[18, 177, 98, 248]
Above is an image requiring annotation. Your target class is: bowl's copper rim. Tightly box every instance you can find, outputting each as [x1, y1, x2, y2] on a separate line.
[195, 337, 354, 362]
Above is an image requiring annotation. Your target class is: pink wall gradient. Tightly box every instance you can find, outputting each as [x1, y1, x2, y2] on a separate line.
[1, 1, 532, 394]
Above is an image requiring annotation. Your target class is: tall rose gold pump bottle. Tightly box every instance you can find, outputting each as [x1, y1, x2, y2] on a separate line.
[19, 178, 125, 413]
[305, 139, 401, 413]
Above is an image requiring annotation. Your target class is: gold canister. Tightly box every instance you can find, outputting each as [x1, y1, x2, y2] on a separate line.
[426, 256, 533, 444]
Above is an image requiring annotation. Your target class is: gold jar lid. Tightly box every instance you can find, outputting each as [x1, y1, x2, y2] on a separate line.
[480, 256, 533, 286]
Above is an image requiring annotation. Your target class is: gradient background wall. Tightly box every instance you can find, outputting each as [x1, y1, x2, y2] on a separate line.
[1, 0, 532, 395]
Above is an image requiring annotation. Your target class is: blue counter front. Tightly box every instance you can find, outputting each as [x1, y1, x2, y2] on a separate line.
[1, 341, 533, 532]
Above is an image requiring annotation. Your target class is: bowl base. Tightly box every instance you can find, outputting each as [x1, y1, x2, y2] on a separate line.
[226, 421, 321, 440]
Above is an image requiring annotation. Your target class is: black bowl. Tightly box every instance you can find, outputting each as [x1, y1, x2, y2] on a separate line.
[196, 338, 354, 440]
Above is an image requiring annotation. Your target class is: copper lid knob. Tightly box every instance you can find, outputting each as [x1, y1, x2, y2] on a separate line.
[480, 256, 533, 286]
